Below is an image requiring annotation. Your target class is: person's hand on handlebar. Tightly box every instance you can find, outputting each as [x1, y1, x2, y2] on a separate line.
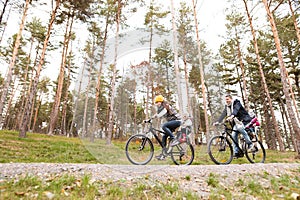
[226, 115, 234, 122]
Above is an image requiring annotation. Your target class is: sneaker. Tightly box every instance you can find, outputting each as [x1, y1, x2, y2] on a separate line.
[155, 153, 165, 160]
[233, 152, 244, 158]
[170, 139, 180, 147]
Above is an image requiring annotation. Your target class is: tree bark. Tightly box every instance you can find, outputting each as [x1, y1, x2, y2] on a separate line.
[0, 0, 30, 129]
[0, 0, 9, 24]
[19, 0, 61, 138]
[69, 59, 86, 137]
[61, 14, 75, 136]
[262, 0, 300, 156]
[107, 0, 122, 145]
[288, 0, 300, 45]
[48, 10, 73, 135]
[191, 0, 209, 139]
[243, 0, 284, 151]
[93, 15, 109, 135]
[235, 29, 249, 110]
[170, 0, 183, 114]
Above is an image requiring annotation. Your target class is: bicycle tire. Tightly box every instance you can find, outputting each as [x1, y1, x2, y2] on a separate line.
[170, 142, 194, 165]
[245, 141, 266, 163]
[125, 134, 154, 165]
[208, 135, 233, 165]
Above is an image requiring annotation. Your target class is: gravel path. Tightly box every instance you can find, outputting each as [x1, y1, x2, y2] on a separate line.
[1, 163, 300, 198]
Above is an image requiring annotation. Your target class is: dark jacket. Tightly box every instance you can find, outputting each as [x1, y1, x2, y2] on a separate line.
[217, 99, 252, 125]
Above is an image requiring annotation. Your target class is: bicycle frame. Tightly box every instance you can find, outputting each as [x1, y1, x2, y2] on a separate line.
[126, 119, 195, 165]
[144, 120, 167, 148]
[221, 124, 244, 153]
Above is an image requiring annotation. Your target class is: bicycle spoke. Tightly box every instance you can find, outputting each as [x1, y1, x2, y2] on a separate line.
[170, 142, 194, 165]
[125, 134, 154, 165]
[208, 136, 233, 165]
[245, 141, 266, 163]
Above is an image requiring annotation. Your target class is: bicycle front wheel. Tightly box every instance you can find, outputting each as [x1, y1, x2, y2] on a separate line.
[125, 134, 154, 165]
[170, 142, 194, 165]
[245, 141, 266, 163]
[208, 135, 233, 165]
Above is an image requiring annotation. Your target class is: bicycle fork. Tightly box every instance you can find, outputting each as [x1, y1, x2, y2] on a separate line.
[139, 137, 147, 151]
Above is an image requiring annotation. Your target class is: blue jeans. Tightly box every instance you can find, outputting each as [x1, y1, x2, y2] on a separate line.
[161, 120, 181, 147]
[232, 125, 252, 154]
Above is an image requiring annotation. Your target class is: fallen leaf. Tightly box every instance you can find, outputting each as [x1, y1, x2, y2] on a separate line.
[15, 191, 26, 196]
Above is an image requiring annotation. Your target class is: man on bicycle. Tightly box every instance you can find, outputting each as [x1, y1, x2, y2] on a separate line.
[214, 94, 254, 158]
[151, 95, 181, 160]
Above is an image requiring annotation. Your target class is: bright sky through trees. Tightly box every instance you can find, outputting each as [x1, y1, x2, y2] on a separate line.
[0, 0, 228, 78]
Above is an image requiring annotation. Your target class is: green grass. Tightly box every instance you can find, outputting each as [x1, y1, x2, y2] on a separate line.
[0, 130, 98, 163]
[0, 174, 199, 200]
[208, 168, 300, 199]
[0, 130, 300, 199]
[1, 130, 300, 164]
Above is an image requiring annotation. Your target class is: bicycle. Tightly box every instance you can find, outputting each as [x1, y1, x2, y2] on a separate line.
[125, 119, 194, 165]
[208, 121, 266, 165]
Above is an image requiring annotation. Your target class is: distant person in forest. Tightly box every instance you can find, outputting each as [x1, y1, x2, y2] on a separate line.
[214, 94, 254, 158]
[151, 95, 181, 160]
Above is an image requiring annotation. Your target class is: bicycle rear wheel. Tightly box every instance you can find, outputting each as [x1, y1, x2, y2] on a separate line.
[125, 134, 154, 165]
[245, 141, 266, 163]
[208, 135, 233, 165]
[170, 142, 194, 165]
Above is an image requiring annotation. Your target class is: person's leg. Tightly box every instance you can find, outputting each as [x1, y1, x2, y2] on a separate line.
[161, 120, 181, 141]
[236, 126, 252, 145]
[161, 134, 167, 148]
[232, 127, 240, 154]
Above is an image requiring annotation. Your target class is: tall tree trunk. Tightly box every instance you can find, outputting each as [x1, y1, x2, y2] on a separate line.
[3, 76, 18, 129]
[61, 14, 75, 136]
[0, 0, 30, 129]
[243, 0, 284, 151]
[19, 45, 40, 130]
[93, 13, 109, 133]
[69, 59, 86, 137]
[18, 38, 34, 130]
[0, 0, 11, 44]
[31, 95, 42, 132]
[288, 0, 300, 45]
[183, 49, 191, 113]
[83, 60, 93, 138]
[191, 0, 209, 138]
[0, 0, 9, 24]
[281, 98, 296, 151]
[19, 0, 61, 138]
[235, 29, 249, 110]
[262, 0, 300, 157]
[107, 0, 122, 145]
[170, 0, 183, 114]
[145, 0, 154, 119]
[48, 10, 72, 135]
[262, 103, 275, 149]
[279, 100, 291, 150]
